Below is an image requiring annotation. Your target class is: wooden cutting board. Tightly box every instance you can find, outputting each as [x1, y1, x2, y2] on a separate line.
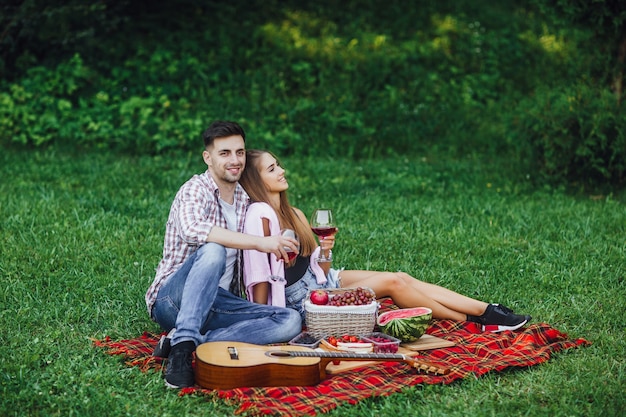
[401, 334, 456, 351]
[321, 334, 455, 374]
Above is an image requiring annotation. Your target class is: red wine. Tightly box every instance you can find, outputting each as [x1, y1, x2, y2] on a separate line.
[286, 250, 297, 261]
[311, 226, 338, 237]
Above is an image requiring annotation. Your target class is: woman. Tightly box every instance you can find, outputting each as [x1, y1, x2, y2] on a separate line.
[240, 150, 531, 332]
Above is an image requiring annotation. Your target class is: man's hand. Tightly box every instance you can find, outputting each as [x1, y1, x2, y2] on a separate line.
[258, 235, 299, 262]
[207, 226, 300, 261]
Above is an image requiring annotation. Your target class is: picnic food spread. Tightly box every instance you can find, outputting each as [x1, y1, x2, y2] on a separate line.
[191, 290, 449, 390]
[299, 287, 432, 358]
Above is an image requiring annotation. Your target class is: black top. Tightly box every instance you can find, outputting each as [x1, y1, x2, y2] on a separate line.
[285, 255, 310, 287]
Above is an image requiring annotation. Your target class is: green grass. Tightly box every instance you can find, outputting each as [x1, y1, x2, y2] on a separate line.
[1, 148, 624, 416]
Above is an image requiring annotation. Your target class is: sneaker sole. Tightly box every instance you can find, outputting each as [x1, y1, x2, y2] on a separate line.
[165, 380, 194, 389]
[482, 319, 529, 333]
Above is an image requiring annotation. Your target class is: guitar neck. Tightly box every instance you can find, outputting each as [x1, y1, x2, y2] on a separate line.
[289, 350, 407, 361]
[286, 349, 449, 376]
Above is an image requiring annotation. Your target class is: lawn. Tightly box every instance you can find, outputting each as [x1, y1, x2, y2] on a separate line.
[1, 148, 624, 416]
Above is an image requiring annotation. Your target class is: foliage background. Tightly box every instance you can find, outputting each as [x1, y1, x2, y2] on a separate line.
[1, 0, 625, 188]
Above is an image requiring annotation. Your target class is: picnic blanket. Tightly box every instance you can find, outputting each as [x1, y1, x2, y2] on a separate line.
[94, 303, 590, 416]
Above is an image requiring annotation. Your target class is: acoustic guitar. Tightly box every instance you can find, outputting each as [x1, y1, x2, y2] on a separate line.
[195, 341, 449, 389]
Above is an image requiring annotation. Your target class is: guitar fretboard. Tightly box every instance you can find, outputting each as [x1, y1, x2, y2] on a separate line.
[285, 350, 407, 361]
[277, 348, 449, 375]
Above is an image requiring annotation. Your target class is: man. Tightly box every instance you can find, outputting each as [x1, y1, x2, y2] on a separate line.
[145, 121, 301, 389]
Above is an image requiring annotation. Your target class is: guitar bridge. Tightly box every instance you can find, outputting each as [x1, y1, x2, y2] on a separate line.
[227, 346, 239, 360]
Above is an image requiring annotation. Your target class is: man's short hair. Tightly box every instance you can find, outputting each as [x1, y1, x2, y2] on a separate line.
[202, 121, 246, 148]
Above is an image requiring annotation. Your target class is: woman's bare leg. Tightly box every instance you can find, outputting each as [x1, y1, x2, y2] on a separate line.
[339, 270, 488, 321]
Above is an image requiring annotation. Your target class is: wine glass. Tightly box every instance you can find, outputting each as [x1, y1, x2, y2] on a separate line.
[281, 229, 299, 263]
[310, 209, 337, 262]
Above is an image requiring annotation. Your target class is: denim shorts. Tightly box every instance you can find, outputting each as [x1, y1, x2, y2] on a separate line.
[284, 267, 342, 322]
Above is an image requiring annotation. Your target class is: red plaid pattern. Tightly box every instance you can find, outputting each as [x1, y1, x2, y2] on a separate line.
[94, 301, 590, 416]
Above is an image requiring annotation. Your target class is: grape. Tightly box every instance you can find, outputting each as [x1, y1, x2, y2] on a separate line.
[328, 287, 375, 306]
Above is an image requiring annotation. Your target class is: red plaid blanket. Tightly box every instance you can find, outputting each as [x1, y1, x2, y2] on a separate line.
[94, 306, 589, 416]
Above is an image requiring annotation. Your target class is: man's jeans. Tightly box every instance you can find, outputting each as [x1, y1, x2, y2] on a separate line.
[151, 243, 302, 346]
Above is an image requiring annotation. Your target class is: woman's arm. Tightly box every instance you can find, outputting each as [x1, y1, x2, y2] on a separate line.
[243, 217, 275, 303]
[252, 282, 270, 304]
[293, 207, 333, 275]
[251, 218, 271, 304]
[243, 203, 287, 306]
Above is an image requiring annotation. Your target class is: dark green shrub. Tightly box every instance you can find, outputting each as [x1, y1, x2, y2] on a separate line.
[0, 54, 93, 146]
[510, 82, 626, 186]
[6, 0, 608, 176]
[529, 0, 626, 105]
[0, 0, 131, 80]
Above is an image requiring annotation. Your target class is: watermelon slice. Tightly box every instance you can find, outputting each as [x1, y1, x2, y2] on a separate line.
[377, 307, 432, 342]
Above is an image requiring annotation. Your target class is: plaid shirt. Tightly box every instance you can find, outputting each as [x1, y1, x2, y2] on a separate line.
[145, 170, 249, 316]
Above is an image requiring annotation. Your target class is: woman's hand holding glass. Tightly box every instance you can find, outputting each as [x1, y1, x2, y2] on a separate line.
[318, 233, 335, 260]
[311, 208, 337, 262]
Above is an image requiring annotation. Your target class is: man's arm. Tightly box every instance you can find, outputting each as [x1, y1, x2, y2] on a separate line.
[207, 226, 298, 261]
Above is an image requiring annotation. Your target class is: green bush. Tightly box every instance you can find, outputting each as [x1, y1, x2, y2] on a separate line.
[510, 82, 626, 186]
[0, 54, 92, 146]
[0, 18, 512, 156]
[3, 0, 623, 191]
[0, 52, 205, 152]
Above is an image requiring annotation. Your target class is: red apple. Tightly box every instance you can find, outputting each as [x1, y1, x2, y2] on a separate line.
[310, 289, 329, 305]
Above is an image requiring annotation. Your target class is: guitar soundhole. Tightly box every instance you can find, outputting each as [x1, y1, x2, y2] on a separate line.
[266, 351, 294, 358]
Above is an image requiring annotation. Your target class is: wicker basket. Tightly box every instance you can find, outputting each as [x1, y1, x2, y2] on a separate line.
[304, 287, 379, 338]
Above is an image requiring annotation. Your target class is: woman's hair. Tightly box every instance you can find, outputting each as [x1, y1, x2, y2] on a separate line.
[240, 149, 317, 256]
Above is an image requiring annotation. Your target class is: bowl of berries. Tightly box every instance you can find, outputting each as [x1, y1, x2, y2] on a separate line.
[288, 331, 323, 349]
[360, 332, 401, 353]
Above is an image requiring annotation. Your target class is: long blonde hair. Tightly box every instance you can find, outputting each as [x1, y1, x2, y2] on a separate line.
[240, 150, 317, 257]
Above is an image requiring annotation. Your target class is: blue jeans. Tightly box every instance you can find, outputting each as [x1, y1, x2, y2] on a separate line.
[151, 243, 302, 346]
[285, 267, 341, 322]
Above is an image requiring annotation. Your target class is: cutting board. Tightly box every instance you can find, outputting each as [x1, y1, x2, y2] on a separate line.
[401, 334, 456, 351]
[321, 334, 455, 374]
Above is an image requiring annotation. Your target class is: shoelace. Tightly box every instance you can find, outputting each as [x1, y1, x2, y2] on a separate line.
[497, 304, 514, 314]
[167, 350, 192, 371]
